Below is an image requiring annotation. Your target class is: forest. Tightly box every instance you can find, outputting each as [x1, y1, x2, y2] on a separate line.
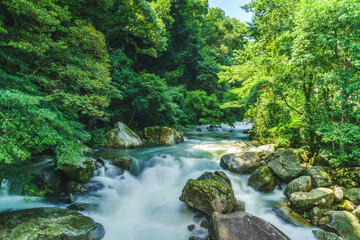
[1, 0, 360, 197]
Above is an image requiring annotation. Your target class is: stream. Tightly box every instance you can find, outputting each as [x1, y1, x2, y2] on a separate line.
[0, 122, 317, 240]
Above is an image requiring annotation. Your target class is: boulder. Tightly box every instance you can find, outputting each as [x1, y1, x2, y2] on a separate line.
[310, 207, 323, 226]
[312, 230, 343, 240]
[0, 207, 105, 240]
[345, 188, 360, 205]
[231, 141, 249, 149]
[290, 188, 335, 211]
[284, 176, 312, 198]
[271, 204, 312, 227]
[103, 122, 143, 148]
[319, 211, 360, 240]
[68, 203, 99, 212]
[353, 206, 360, 220]
[337, 200, 356, 211]
[61, 157, 95, 183]
[248, 166, 281, 192]
[210, 211, 289, 240]
[67, 181, 104, 195]
[144, 126, 183, 145]
[112, 156, 132, 171]
[333, 186, 344, 202]
[266, 149, 304, 182]
[248, 144, 275, 158]
[179, 171, 237, 216]
[220, 152, 260, 174]
[304, 166, 332, 188]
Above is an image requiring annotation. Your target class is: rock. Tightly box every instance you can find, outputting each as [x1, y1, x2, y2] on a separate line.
[188, 224, 195, 231]
[61, 157, 95, 183]
[345, 188, 360, 205]
[295, 148, 311, 162]
[333, 186, 344, 202]
[200, 220, 209, 229]
[195, 128, 202, 132]
[248, 166, 281, 192]
[304, 166, 332, 188]
[68, 203, 99, 212]
[290, 188, 335, 211]
[67, 181, 104, 195]
[32, 169, 62, 196]
[112, 156, 132, 171]
[353, 206, 360, 220]
[0, 207, 105, 240]
[338, 178, 358, 188]
[231, 141, 249, 149]
[266, 149, 304, 182]
[233, 201, 246, 212]
[220, 152, 260, 174]
[249, 144, 275, 158]
[284, 176, 312, 198]
[337, 200, 356, 211]
[179, 171, 237, 216]
[271, 204, 312, 227]
[103, 122, 143, 148]
[310, 207, 323, 225]
[144, 126, 183, 145]
[312, 230, 343, 240]
[210, 211, 289, 240]
[319, 211, 360, 240]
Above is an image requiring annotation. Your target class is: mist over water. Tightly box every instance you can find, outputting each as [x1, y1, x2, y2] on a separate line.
[0, 122, 316, 240]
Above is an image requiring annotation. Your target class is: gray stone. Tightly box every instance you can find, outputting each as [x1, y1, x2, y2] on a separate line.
[319, 211, 360, 240]
[144, 126, 183, 145]
[345, 188, 360, 205]
[248, 166, 281, 192]
[290, 188, 335, 211]
[284, 176, 312, 198]
[103, 122, 143, 148]
[304, 166, 332, 188]
[333, 186, 344, 202]
[271, 204, 312, 227]
[67, 181, 104, 195]
[220, 152, 260, 174]
[312, 230, 343, 240]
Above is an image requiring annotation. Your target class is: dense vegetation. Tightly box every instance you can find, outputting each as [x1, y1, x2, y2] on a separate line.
[1, 0, 359, 194]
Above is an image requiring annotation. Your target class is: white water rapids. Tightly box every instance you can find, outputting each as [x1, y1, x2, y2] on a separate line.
[0, 122, 317, 240]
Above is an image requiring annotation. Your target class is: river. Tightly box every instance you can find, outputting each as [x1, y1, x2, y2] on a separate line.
[0, 122, 317, 240]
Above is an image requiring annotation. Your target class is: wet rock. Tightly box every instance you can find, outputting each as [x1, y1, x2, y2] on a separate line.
[353, 206, 360, 220]
[345, 188, 360, 205]
[0, 207, 105, 240]
[233, 201, 246, 212]
[290, 188, 335, 211]
[248, 144, 275, 158]
[338, 178, 358, 188]
[333, 186, 344, 202]
[210, 211, 289, 240]
[112, 156, 132, 171]
[61, 157, 95, 183]
[319, 211, 360, 240]
[196, 128, 202, 132]
[188, 224, 195, 231]
[200, 221, 209, 229]
[248, 166, 281, 192]
[310, 207, 323, 225]
[103, 122, 143, 148]
[67, 181, 104, 195]
[220, 152, 260, 174]
[284, 176, 312, 198]
[144, 126, 183, 145]
[337, 200, 356, 211]
[32, 169, 62, 196]
[304, 166, 332, 188]
[231, 141, 249, 149]
[68, 203, 99, 212]
[271, 204, 312, 227]
[179, 171, 237, 216]
[266, 149, 304, 182]
[312, 230, 343, 240]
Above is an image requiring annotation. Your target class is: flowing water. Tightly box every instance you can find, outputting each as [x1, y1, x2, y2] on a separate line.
[0, 122, 317, 240]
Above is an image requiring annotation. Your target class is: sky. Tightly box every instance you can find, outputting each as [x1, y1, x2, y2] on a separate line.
[208, 0, 253, 23]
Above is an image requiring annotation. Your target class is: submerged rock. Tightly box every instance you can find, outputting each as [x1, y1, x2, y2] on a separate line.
[312, 230, 343, 240]
[103, 122, 143, 148]
[179, 171, 237, 216]
[60, 157, 95, 183]
[210, 211, 289, 240]
[248, 166, 281, 192]
[0, 207, 105, 240]
[144, 126, 183, 145]
[284, 176, 312, 198]
[220, 152, 260, 174]
[290, 188, 335, 211]
[345, 188, 360, 205]
[304, 166, 332, 188]
[319, 211, 360, 240]
[266, 149, 304, 182]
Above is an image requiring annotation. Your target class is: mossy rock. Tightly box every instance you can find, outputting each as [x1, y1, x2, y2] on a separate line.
[284, 176, 312, 198]
[272, 203, 312, 227]
[319, 211, 360, 240]
[312, 230, 343, 240]
[304, 166, 332, 188]
[67, 181, 104, 195]
[112, 156, 132, 171]
[103, 122, 142, 148]
[290, 188, 335, 211]
[0, 207, 105, 240]
[144, 126, 183, 145]
[220, 152, 260, 174]
[248, 166, 281, 193]
[337, 200, 356, 211]
[345, 188, 360, 205]
[61, 157, 95, 183]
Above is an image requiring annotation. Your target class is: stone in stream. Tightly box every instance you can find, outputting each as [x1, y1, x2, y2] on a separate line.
[333, 186, 344, 202]
[210, 211, 289, 240]
[60, 157, 96, 183]
[248, 144, 275, 158]
[112, 156, 132, 171]
[319, 211, 360, 240]
[0, 207, 105, 240]
[289, 187, 335, 211]
[271, 203, 312, 227]
[32, 168, 62, 196]
[344, 188, 360, 205]
[304, 166, 332, 188]
[312, 230, 344, 240]
[284, 176, 312, 198]
[265, 149, 304, 182]
[220, 152, 260, 174]
[144, 126, 183, 145]
[103, 122, 143, 148]
[179, 171, 237, 216]
[248, 166, 281, 192]
[231, 141, 249, 149]
[67, 180, 104, 196]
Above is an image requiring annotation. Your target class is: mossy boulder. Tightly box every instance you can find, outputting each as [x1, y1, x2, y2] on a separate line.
[271, 203, 312, 227]
[310, 207, 323, 226]
[144, 126, 183, 145]
[61, 157, 95, 183]
[248, 166, 281, 192]
[248, 144, 275, 158]
[0, 207, 105, 240]
[312, 230, 343, 240]
[337, 200, 356, 211]
[265, 149, 304, 182]
[103, 122, 143, 148]
[284, 176, 312, 198]
[67, 181, 104, 195]
[220, 152, 260, 174]
[319, 211, 360, 240]
[179, 171, 237, 216]
[112, 156, 132, 171]
[353, 206, 360, 220]
[290, 188, 335, 211]
[345, 188, 360, 205]
[304, 166, 332, 188]
[333, 186, 344, 202]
